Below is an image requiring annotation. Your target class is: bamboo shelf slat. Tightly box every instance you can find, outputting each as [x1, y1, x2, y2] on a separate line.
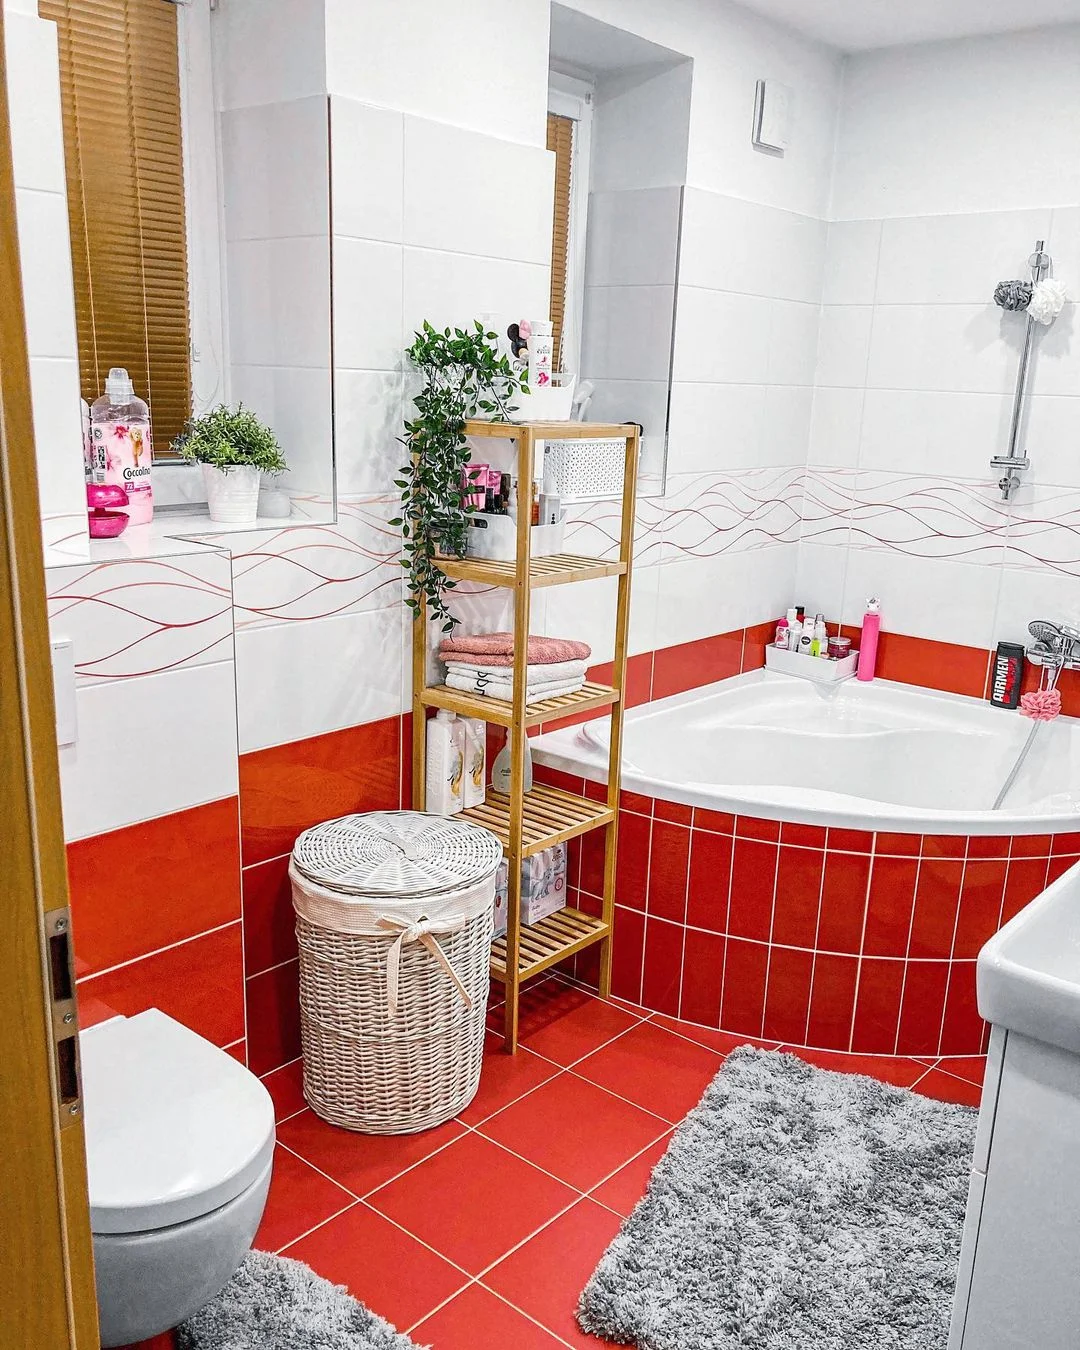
[412, 418, 639, 1051]
[460, 783, 613, 857]
[435, 553, 627, 589]
[419, 679, 619, 729]
[490, 907, 610, 981]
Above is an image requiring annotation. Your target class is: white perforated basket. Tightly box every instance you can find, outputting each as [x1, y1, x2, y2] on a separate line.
[544, 437, 627, 499]
[290, 811, 502, 1134]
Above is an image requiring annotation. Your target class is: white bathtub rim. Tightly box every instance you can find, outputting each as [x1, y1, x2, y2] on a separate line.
[532, 670, 1080, 837]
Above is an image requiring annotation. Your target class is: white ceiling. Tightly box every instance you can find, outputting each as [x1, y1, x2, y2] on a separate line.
[733, 0, 1080, 52]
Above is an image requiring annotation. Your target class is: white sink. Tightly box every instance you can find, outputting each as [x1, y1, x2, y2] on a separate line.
[978, 859, 1080, 1054]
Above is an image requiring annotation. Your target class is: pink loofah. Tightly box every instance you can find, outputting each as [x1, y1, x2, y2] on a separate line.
[1019, 688, 1062, 721]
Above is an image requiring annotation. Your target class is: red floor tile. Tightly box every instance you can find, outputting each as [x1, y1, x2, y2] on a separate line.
[574, 1022, 725, 1123]
[277, 1108, 465, 1198]
[911, 1068, 983, 1108]
[649, 1013, 781, 1056]
[414, 1282, 568, 1349]
[588, 1134, 672, 1217]
[781, 1046, 928, 1088]
[478, 1072, 668, 1191]
[368, 1132, 578, 1274]
[282, 1201, 468, 1331]
[484, 1198, 626, 1348]
[517, 982, 642, 1066]
[457, 1032, 561, 1125]
[254, 1145, 354, 1252]
[936, 1056, 986, 1086]
[261, 1058, 306, 1122]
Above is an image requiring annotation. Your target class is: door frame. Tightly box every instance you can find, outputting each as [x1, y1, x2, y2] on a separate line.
[0, 4, 99, 1345]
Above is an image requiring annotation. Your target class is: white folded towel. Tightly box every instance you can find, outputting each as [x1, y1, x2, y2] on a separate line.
[445, 670, 586, 704]
[441, 657, 588, 685]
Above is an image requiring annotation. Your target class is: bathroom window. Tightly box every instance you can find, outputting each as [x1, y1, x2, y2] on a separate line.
[40, 0, 223, 460]
[547, 76, 591, 379]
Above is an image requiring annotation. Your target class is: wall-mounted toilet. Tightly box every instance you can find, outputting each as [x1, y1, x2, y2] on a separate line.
[80, 1009, 276, 1347]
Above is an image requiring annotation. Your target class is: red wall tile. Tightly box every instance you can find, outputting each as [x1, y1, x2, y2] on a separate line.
[578, 829, 606, 899]
[720, 939, 768, 1037]
[246, 958, 302, 1076]
[780, 822, 827, 849]
[741, 621, 776, 673]
[693, 807, 735, 835]
[67, 797, 241, 975]
[772, 846, 824, 948]
[762, 946, 814, 1044]
[647, 821, 690, 923]
[79, 923, 244, 1048]
[614, 812, 651, 912]
[908, 858, 963, 958]
[679, 929, 725, 1026]
[609, 905, 646, 1004]
[862, 856, 918, 958]
[953, 860, 1007, 959]
[686, 830, 732, 932]
[1000, 856, 1050, 925]
[640, 918, 684, 1017]
[736, 815, 781, 843]
[805, 953, 858, 1049]
[816, 851, 871, 954]
[240, 715, 401, 866]
[243, 854, 297, 977]
[896, 962, 950, 1057]
[850, 958, 905, 1054]
[728, 838, 777, 941]
[651, 631, 742, 701]
[940, 963, 984, 1056]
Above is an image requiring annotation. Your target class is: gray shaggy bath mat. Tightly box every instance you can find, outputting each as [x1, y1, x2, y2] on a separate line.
[176, 1249, 426, 1349]
[578, 1045, 976, 1350]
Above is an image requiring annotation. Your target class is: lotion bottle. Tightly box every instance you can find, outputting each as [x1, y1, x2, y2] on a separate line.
[528, 320, 554, 390]
[425, 709, 464, 815]
[462, 716, 486, 809]
[491, 732, 533, 794]
[857, 598, 881, 681]
[797, 615, 815, 656]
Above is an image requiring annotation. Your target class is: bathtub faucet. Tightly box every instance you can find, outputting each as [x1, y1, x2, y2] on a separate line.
[1027, 620, 1080, 671]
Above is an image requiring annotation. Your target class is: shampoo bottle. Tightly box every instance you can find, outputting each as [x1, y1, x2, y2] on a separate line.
[798, 615, 815, 656]
[90, 367, 153, 524]
[425, 709, 464, 815]
[528, 320, 554, 390]
[491, 732, 533, 795]
[857, 598, 881, 682]
[462, 716, 486, 809]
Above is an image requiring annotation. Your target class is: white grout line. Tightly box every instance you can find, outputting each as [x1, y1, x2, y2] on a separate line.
[77, 917, 241, 981]
[271, 1197, 359, 1254]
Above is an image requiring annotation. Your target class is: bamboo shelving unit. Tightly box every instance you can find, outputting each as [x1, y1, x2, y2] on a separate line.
[412, 419, 639, 1051]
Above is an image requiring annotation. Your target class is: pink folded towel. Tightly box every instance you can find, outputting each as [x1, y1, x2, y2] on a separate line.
[439, 631, 591, 666]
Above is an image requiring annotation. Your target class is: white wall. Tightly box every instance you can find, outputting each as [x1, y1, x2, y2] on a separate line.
[800, 25, 1080, 654]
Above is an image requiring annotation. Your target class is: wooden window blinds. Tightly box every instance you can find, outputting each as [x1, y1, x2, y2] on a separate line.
[546, 111, 574, 374]
[40, 0, 192, 455]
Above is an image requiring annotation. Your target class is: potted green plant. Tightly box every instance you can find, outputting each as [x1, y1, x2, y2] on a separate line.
[394, 321, 527, 632]
[172, 404, 287, 526]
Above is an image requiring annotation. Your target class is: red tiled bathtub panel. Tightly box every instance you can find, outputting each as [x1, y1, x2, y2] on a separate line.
[556, 779, 1076, 1058]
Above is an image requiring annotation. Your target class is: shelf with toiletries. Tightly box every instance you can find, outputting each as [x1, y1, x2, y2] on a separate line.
[412, 417, 639, 1051]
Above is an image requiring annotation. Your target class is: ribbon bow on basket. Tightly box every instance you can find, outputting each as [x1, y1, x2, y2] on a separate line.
[378, 913, 473, 1015]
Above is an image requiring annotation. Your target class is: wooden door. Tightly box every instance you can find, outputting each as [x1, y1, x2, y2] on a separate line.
[0, 5, 100, 1346]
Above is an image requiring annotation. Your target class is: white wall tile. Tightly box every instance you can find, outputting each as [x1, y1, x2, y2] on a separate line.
[227, 236, 332, 368]
[1006, 484, 1080, 577]
[765, 300, 820, 388]
[235, 605, 405, 752]
[220, 96, 330, 242]
[858, 389, 1007, 480]
[865, 304, 1017, 395]
[330, 99, 404, 243]
[403, 117, 552, 264]
[679, 189, 825, 304]
[1024, 395, 1080, 490]
[808, 386, 864, 469]
[29, 357, 85, 520]
[230, 364, 334, 496]
[581, 285, 676, 384]
[815, 306, 873, 389]
[761, 386, 815, 468]
[875, 210, 1052, 306]
[212, 0, 327, 110]
[585, 187, 682, 289]
[59, 661, 239, 841]
[402, 247, 549, 342]
[996, 566, 1080, 645]
[16, 188, 78, 359]
[5, 10, 66, 193]
[333, 369, 405, 495]
[821, 220, 881, 305]
[667, 382, 765, 475]
[794, 541, 849, 623]
[331, 237, 404, 371]
[672, 287, 772, 385]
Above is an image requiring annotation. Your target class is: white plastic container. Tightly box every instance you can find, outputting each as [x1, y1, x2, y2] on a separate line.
[543, 437, 627, 499]
[425, 709, 464, 815]
[491, 734, 532, 795]
[465, 511, 565, 561]
[461, 717, 486, 810]
[764, 643, 859, 684]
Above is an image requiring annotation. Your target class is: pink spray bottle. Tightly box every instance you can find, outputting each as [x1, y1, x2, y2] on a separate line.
[857, 597, 880, 681]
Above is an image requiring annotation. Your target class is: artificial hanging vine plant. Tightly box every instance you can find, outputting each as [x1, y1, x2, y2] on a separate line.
[393, 320, 528, 632]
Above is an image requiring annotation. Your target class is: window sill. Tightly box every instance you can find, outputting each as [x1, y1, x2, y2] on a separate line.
[49, 505, 315, 566]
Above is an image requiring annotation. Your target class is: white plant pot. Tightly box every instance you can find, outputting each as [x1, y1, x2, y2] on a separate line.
[202, 464, 262, 525]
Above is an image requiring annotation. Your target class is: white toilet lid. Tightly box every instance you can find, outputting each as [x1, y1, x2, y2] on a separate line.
[80, 1009, 276, 1235]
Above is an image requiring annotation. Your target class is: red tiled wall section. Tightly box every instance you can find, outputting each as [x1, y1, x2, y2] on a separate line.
[541, 765, 1080, 1057]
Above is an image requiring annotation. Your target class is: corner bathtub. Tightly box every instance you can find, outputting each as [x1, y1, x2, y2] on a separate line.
[533, 671, 1080, 1058]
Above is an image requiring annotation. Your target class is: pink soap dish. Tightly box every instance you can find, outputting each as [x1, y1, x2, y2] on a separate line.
[87, 483, 130, 538]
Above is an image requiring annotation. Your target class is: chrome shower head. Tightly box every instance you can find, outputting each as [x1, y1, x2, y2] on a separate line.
[1028, 620, 1062, 644]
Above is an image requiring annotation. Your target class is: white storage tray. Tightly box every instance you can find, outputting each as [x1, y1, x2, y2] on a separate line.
[465, 511, 565, 561]
[765, 642, 859, 683]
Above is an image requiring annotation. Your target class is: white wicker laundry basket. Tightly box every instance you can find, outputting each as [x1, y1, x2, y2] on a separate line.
[289, 811, 502, 1135]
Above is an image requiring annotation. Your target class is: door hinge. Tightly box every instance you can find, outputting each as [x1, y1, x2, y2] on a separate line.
[44, 906, 83, 1129]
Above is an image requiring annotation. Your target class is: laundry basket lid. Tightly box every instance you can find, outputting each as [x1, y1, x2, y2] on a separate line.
[291, 810, 503, 899]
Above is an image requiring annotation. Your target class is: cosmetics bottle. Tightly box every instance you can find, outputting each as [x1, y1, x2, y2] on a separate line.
[90, 367, 153, 524]
[528, 320, 554, 390]
[857, 598, 881, 682]
[798, 615, 815, 656]
[777, 606, 798, 651]
[774, 614, 790, 650]
[530, 482, 540, 527]
[989, 642, 1025, 709]
[425, 709, 464, 815]
[812, 613, 829, 658]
